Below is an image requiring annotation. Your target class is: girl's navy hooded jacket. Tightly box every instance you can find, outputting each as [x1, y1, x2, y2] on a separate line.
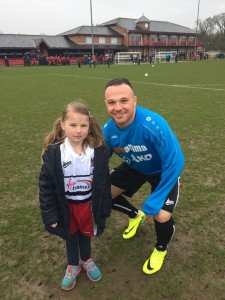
[39, 142, 112, 240]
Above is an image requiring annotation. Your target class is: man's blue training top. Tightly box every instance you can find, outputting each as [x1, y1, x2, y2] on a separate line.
[102, 106, 185, 215]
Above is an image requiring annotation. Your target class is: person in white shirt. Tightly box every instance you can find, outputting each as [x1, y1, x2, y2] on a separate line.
[39, 102, 111, 290]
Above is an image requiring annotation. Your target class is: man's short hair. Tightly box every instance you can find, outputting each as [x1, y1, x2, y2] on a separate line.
[105, 78, 133, 91]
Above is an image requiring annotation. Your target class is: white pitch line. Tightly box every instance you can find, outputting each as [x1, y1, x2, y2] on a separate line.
[1, 73, 224, 92]
[132, 80, 225, 91]
[51, 74, 225, 91]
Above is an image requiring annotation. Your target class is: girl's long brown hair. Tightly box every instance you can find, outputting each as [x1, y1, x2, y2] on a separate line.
[42, 102, 104, 154]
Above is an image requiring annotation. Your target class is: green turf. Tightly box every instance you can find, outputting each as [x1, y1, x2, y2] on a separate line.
[0, 60, 224, 299]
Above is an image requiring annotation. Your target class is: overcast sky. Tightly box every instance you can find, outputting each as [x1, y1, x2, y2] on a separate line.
[0, 0, 224, 35]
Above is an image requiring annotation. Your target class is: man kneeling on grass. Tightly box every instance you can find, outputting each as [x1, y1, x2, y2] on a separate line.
[102, 78, 185, 274]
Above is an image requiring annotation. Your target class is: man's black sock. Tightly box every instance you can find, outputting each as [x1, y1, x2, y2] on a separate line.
[112, 195, 139, 218]
[154, 218, 175, 251]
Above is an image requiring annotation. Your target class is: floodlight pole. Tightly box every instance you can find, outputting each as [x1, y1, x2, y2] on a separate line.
[90, 0, 94, 57]
[194, 0, 200, 53]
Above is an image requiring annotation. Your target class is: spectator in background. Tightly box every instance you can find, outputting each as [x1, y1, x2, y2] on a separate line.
[77, 58, 81, 68]
[4, 56, 9, 67]
[89, 56, 96, 68]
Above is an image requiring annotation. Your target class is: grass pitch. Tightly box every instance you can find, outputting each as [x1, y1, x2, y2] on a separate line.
[0, 60, 225, 299]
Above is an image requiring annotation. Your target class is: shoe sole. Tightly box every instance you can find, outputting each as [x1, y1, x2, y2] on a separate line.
[86, 272, 102, 282]
[143, 267, 161, 275]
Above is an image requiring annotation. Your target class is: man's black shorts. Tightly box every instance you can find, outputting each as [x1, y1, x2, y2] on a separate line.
[110, 162, 180, 213]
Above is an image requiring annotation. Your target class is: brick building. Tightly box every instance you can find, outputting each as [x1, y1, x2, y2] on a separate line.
[0, 15, 203, 61]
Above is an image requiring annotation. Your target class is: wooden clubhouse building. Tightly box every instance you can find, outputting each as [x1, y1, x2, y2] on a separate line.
[0, 15, 203, 64]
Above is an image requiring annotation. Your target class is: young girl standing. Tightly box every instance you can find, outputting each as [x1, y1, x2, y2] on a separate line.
[39, 102, 111, 290]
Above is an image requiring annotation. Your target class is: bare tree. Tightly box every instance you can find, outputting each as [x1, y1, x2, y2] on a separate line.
[212, 13, 225, 34]
[198, 13, 225, 51]
[199, 17, 215, 35]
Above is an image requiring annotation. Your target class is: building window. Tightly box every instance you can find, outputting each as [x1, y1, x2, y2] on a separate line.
[180, 36, 187, 45]
[86, 37, 92, 44]
[170, 35, 178, 44]
[99, 37, 105, 44]
[189, 36, 195, 45]
[159, 35, 168, 44]
[130, 34, 142, 46]
[150, 34, 157, 42]
[111, 37, 117, 44]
